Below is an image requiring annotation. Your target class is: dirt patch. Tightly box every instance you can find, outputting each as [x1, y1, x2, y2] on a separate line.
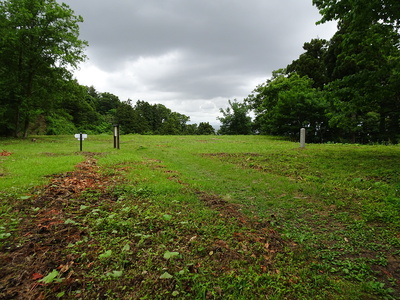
[0, 154, 113, 300]
[0, 151, 12, 157]
[166, 170, 288, 260]
[196, 190, 287, 254]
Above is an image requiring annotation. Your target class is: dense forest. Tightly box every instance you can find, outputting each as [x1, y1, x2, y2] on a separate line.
[0, 0, 399, 143]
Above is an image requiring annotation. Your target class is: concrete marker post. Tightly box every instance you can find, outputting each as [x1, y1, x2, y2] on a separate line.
[300, 128, 306, 148]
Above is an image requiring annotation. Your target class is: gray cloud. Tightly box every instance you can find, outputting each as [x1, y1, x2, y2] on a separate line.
[63, 0, 337, 124]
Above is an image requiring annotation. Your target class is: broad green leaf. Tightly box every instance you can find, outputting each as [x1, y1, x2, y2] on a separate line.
[99, 250, 112, 259]
[163, 214, 173, 221]
[163, 251, 179, 259]
[39, 269, 61, 284]
[160, 272, 173, 279]
[0, 233, 11, 239]
[122, 243, 130, 252]
[64, 219, 78, 225]
[108, 270, 123, 278]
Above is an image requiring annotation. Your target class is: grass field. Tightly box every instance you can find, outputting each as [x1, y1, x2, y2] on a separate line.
[0, 135, 399, 299]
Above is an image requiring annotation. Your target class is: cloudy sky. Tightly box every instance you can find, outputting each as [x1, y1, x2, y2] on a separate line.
[63, 0, 337, 125]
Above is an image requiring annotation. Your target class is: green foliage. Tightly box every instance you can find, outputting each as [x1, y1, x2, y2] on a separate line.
[39, 270, 62, 284]
[287, 38, 329, 89]
[247, 72, 328, 142]
[197, 122, 215, 135]
[217, 99, 253, 135]
[116, 100, 194, 135]
[46, 111, 77, 135]
[245, 1, 400, 144]
[322, 22, 400, 143]
[0, 0, 87, 137]
[313, 0, 400, 30]
[163, 250, 179, 259]
[0, 76, 215, 136]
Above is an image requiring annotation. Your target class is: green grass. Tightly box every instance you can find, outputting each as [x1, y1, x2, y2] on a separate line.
[0, 135, 399, 299]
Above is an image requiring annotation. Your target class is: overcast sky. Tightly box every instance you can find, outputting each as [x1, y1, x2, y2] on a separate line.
[62, 0, 337, 125]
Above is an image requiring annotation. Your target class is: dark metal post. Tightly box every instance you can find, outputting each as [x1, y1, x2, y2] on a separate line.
[116, 125, 120, 149]
[80, 132, 83, 151]
[113, 129, 116, 149]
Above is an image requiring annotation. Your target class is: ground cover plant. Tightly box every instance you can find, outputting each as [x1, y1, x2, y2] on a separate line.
[0, 135, 399, 299]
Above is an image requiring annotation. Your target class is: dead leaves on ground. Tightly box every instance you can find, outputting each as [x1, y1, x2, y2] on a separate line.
[0, 154, 110, 300]
[0, 150, 12, 156]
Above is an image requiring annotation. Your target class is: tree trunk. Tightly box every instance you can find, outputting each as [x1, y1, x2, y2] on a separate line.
[23, 116, 30, 138]
[14, 106, 20, 138]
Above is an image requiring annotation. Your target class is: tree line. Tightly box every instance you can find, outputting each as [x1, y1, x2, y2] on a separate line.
[1, 0, 399, 142]
[219, 0, 400, 143]
[0, 0, 215, 137]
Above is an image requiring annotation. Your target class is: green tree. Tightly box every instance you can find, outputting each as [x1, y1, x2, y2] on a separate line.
[116, 100, 138, 134]
[97, 92, 120, 115]
[133, 100, 156, 133]
[313, 0, 400, 30]
[247, 71, 328, 142]
[286, 39, 329, 89]
[197, 122, 215, 135]
[159, 112, 190, 135]
[0, 0, 87, 137]
[185, 123, 198, 135]
[217, 99, 253, 135]
[314, 0, 400, 143]
[152, 104, 172, 134]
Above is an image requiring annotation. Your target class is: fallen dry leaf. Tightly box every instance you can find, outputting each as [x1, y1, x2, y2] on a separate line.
[32, 273, 44, 280]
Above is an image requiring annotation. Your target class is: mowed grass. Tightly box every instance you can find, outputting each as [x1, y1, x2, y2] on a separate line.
[0, 135, 399, 299]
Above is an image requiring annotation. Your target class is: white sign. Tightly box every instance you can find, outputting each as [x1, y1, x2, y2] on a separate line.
[74, 134, 88, 140]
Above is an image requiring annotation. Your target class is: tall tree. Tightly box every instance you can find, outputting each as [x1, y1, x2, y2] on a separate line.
[217, 99, 253, 135]
[0, 0, 87, 137]
[247, 71, 329, 142]
[159, 112, 190, 135]
[314, 0, 400, 143]
[313, 0, 400, 30]
[286, 39, 329, 89]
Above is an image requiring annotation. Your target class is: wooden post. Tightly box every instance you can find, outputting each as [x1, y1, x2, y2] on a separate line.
[300, 128, 306, 148]
[116, 125, 120, 150]
[113, 124, 120, 149]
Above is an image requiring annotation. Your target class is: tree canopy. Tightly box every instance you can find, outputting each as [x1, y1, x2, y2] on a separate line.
[0, 0, 216, 137]
[246, 71, 328, 142]
[0, 0, 87, 137]
[240, 1, 400, 143]
[217, 99, 253, 135]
